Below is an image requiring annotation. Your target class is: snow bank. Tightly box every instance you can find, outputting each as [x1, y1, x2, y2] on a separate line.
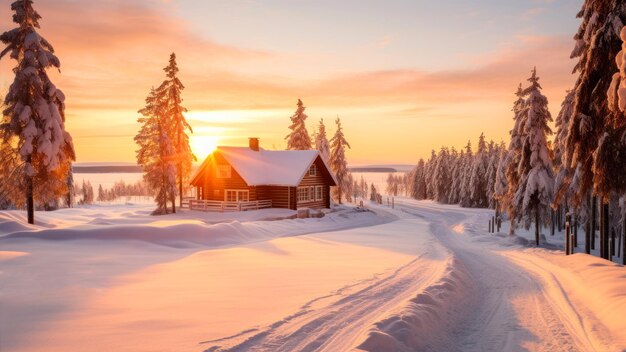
[504, 250, 626, 349]
[357, 256, 476, 352]
[0, 207, 385, 249]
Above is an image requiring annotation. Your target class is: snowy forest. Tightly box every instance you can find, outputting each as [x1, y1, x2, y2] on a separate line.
[401, 3, 626, 264]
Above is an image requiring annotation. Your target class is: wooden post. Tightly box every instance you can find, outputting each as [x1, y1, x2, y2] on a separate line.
[600, 201, 609, 259]
[573, 214, 578, 248]
[622, 216, 626, 265]
[535, 206, 540, 246]
[565, 213, 571, 255]
[591, 196, 596, 250]
[611, 228, 616, 259]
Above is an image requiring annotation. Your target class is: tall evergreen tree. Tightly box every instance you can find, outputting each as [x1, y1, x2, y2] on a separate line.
[412, 159, 426, 200]
[135, 88, 177, 215]
[513, 68, 555, 246]
[433, 147, 451, 203]
[504, 84, 528, 233]
[458, 141, 473, 207]
[155, 53, 195, 210]
[1, 0, 75, 223]
[314, 118, 331, 162]
[553, 90, 575, 206]
[286, 99, 312, 150]
[565, 1, 626, 206]
[329, 117, 351, 204]
[469, 133, 489, 207]
[486, 141, 500, 209]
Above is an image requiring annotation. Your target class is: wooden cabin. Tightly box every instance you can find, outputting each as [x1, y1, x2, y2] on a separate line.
[190, 138, 337, 210]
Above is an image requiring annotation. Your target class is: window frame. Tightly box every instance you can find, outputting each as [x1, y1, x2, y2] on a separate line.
[309, 164, 317, 177]
[225, 189, 249, 202]
[315, 185, 323, 201]
[216, 164, 232, 179]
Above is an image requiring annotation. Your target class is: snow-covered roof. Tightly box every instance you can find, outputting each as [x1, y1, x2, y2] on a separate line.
[192, 147, 337, 187]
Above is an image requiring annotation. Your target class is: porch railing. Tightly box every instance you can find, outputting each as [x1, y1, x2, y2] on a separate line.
[188, 199, 272, 212]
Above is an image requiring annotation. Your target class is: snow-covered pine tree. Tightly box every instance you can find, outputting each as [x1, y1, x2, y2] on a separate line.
[154, 53, 195, 211]
[565, 1, 626, 207]
[553, 90, 575, 206]
[135, 88, 177, 215]
[1, 0, 75, 223]
[606, 25, 626, 263]
[513, 68, 555, 246]
[329, 117, 351, 204]
[458, 141, 473, 207]
[449, 149, 465, 204]
[494, 146, 509, 216]
[469, 133, 489, 208]
[486, 141, 499, 209]
[504, 84, 528, 234]
[286, 99, 312, 150]
[412, 159, 426, 200]
[359, 176, 368, 200]
[424, 150, 437, 199]
[433, 147, 451, 203]
[97, 184, 105, 202]
[314, 118, 331, 162]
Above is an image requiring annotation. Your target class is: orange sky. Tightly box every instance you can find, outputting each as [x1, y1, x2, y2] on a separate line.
[0, 0, 580, 165]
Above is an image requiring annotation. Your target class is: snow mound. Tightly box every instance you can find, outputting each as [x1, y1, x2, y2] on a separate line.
[357, 256, 476, 352]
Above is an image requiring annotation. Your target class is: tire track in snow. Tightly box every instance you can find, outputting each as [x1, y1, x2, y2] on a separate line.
[392, 201, 611, 352]
[202, 231, 450, 352]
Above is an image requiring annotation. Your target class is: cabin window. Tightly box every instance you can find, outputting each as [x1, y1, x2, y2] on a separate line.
[225, 189, 249, 202]
[309, 164, 317, 176]
[216, 165, 232, 179]
[315, 186, 323, 201]
[297, 187, 308, 202]
[297, 186, 318, 203]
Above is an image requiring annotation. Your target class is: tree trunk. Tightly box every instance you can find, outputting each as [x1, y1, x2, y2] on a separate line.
[26, 175, 34, 225]
[171, 195, 176, 214]
[591, 196, 597, 250]
[178, 163, 183, 208]
[551, 208, 555, 236]
[535, 206, 540, 247]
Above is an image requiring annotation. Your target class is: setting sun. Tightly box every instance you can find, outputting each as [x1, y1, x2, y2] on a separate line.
[191, 135, 219, 160]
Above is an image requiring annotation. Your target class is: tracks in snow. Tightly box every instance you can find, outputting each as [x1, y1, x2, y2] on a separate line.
[202, 220, 449, 352]
[396, 202, 611, 352]
[203, 201, 617, 351]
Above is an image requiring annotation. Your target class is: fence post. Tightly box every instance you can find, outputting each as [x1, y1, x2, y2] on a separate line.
[392, 198, 394, 209]
[565, 212, 571, 255]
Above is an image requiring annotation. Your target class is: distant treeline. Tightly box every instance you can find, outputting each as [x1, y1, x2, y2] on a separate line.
[73, 165, 142, 174]
[349, 167, 397, 173]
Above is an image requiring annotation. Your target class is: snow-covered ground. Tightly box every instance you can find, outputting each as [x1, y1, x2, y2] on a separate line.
[1, 200, 624, 351]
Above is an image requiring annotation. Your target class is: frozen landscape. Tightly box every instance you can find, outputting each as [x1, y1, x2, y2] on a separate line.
[1, 197, 624, 352]
[2, 0, 626, 351]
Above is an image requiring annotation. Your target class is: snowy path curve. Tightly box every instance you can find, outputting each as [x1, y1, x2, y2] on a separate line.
[203, 201, 622, 351]
[393, 201, 618, 352]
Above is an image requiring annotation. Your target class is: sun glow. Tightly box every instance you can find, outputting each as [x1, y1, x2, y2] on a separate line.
[191, 135, 219, 161]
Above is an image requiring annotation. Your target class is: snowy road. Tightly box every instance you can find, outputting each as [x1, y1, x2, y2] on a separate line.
[360, 201, 625, 352]
[207, 201, 626, 352]
[1, 202, 624, 351]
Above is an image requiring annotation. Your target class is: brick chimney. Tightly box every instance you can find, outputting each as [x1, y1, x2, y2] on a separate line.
[249, 137, 260, 151]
